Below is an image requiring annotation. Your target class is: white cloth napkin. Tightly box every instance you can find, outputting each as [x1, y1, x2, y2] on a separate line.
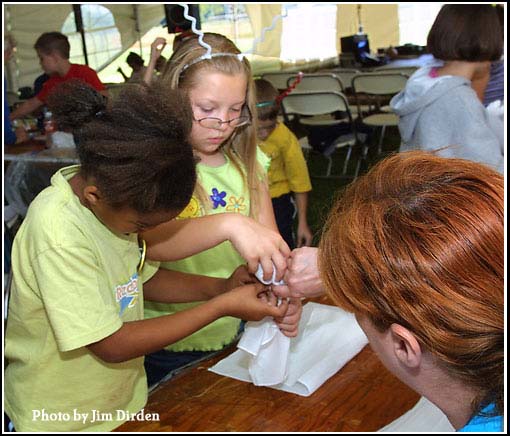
[209, 302, 369, 396]
[240, 263, 289, 386]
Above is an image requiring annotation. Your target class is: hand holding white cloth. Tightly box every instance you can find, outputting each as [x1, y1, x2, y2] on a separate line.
[210, 302, 369, 396]
[238, 263, 289, 386]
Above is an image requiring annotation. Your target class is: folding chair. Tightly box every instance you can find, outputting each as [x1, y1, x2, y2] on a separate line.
[286, 74, 346, 126]
[289, 73, 345, 93]
[261, 71, 302, 91]
[326, 68, 361, 93]
[351, 72, 409, 158]
[374, 66, 418, 77]
[281, 91, 360, 178]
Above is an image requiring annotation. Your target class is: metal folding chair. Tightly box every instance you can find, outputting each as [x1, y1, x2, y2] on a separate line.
[281, 91, 360, 178]
[351, 72, 409, 159]
[261, 71, 302, 91]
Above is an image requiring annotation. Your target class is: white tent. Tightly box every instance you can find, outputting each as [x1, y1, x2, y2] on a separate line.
[4, 3, 400, 91]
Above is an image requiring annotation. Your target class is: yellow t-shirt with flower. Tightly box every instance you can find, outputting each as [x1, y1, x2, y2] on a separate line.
[144, 149, 269, 351]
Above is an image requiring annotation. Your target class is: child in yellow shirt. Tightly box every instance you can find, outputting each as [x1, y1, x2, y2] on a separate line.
[255, 78, 313, 249]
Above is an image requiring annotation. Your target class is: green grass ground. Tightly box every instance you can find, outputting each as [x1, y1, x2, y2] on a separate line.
[296, 125, 402, 246]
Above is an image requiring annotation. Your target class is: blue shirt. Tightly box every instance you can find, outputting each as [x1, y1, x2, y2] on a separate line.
[4, 78, 16, 145]
[459, 403, 503, 432]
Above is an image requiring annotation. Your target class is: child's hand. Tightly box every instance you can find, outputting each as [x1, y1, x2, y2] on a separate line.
[224, 265, 256, 291]
[274, 297, 302, 337]
[296, 222, 313, 248]
[150, 37, 167, 61]
[222, 215, 290, 282]
[217, 283, 289, 321]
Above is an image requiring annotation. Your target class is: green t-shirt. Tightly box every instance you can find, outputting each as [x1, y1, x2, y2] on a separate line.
[144, 150, 269, 351]
[5, 165, 159, 432]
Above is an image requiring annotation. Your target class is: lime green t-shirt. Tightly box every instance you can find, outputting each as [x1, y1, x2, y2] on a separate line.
[144, 150, 269, 351]
[259, 122, 312, 199]
[5, 166, 159, 432]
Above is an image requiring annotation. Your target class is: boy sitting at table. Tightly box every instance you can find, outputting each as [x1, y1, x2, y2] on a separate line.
[9, 31, 108, 122]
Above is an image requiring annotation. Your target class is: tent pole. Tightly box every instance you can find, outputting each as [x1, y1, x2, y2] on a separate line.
[133, 5, 143, 56]
[73, 4, 89, 66]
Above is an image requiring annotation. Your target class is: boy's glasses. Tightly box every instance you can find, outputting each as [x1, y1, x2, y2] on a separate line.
[193, 106, 252, 130]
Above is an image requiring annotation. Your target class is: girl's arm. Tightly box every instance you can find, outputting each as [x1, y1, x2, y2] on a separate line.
[142, 213, 290, 282]
[255, 176, 279, 232]
[142, 265, 254, 303]
[87, 283, 289, 363]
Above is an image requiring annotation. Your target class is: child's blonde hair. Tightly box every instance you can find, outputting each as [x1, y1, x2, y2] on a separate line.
[162, 32, 263, 218]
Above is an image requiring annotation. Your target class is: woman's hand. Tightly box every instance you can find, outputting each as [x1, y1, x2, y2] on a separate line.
[272, 247, 324, 299]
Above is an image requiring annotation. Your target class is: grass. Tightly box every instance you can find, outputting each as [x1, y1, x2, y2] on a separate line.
[296, 125, 402, 246]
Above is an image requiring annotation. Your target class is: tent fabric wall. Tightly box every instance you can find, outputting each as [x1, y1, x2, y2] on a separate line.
[4, 3, 400, 92]
[4, 4, 166, 91]
[245, 4, 282, 58]
[336, 4, 399, 53]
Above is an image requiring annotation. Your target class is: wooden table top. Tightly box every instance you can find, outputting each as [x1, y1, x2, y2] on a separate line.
[116, 325, 420, 432]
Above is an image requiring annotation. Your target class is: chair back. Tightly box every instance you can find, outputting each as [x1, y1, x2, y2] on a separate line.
[289, 73, 344, 93]
[281, 91, 360, 177]
[261, 72, 302, 90]
[281, 91, 351, 118]
[374, 66, 418, 77]
[327, 69, 361, 91]
[351, 72, 409, 95]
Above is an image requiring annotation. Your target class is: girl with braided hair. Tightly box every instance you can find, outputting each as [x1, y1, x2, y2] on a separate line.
[4, 80, 292, 432]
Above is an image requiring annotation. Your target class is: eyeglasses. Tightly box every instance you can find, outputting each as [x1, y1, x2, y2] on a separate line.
[193, 106, 252, 130]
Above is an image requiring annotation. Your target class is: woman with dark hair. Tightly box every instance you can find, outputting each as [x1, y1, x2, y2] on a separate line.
[390, 4, 504, 174]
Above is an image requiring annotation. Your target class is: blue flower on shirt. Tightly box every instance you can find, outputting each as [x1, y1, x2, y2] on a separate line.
[210, 188, 227, 209]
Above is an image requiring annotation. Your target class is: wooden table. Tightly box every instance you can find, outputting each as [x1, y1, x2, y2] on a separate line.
[116, 313, 420, 432]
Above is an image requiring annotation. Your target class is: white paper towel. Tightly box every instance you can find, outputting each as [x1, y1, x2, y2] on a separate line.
[209, 302, 369, 396]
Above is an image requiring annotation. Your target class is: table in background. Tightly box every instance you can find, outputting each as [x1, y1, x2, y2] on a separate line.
[4, 142, 79, 216]
[116, 303, 420, 432]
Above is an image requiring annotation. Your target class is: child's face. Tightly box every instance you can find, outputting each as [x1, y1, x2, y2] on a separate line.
[188, 71, 248, 157]
[256, 118, 277, 141]
[37, 50, 60, 75]
[92, 202, 180, 235]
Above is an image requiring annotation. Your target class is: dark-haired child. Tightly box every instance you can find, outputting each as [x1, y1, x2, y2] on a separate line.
[4, 81, 293, 432]
[390, 4, 503, 174]
[9, 31, 108, 122]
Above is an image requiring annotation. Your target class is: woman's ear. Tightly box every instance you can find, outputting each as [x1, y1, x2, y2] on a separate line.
[389, 323, 422, 369]
[83, 185, 102, 206]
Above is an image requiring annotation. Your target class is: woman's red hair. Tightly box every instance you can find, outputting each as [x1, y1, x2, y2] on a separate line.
[319, 151, 504, 418]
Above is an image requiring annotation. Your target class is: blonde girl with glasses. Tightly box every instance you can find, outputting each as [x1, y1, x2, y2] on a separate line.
[4, 81, 292, 432]
[141, 33, 302, 388]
